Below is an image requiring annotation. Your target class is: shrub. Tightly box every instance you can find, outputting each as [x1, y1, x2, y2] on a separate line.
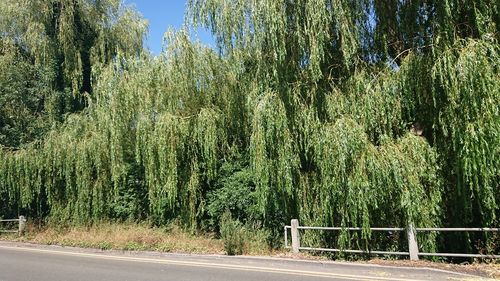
[220, 211, 245, 255]
[206, 160, 259, 229]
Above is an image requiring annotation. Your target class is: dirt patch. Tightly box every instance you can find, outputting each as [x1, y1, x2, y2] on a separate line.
[367, 259, 499, 279]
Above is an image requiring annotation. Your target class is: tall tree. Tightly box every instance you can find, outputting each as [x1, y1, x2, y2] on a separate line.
[189, 0, 499, 244]
[0, 0, 147, 147]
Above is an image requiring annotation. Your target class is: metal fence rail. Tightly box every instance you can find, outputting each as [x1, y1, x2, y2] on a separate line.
[0, 216, 26, 235]
[284, 219, 499, 260]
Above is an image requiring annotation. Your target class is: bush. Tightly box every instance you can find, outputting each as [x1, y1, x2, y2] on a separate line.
[220, 211, 245, 255]
[219, 211, 271, 255]
[206, 160, 259, 229]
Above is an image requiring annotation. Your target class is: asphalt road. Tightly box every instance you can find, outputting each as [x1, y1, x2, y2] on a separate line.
[0, 242, 487, 281]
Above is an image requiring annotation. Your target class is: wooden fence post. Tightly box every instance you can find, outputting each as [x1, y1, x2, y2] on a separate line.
[18, 216, 26, 236]
[407, 224, 419, 261]
[291, 219, 300, 253]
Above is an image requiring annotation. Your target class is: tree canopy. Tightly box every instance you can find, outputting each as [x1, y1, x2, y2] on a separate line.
[0, 0, 146, 147]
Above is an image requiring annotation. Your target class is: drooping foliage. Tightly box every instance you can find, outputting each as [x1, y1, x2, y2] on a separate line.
[188, 0, 499, 252]
[1, 0, 498, 257]
[0, 0, 146, 94]
[0, 0, 146, 148]
[0, 41, 52, 147]
[0, 31, 240, 227]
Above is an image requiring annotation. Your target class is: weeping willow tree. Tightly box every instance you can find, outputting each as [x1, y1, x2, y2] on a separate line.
[0, 29, 241, 227]
[188, 0, 499, 252]
[0, 0, 147, 149]
[0, 0, 498, 257]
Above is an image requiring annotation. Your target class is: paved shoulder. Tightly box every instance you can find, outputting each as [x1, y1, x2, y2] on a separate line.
[0, 242, 490, 281]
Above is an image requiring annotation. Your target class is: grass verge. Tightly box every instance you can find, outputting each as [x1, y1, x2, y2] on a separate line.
[2, 222, 228, 254]
[0, 220, 282, 256]
[1, 221, 283, 256]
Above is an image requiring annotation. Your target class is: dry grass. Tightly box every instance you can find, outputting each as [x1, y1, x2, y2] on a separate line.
[1, 221, 276, 256]
[3, 222, 225, 254]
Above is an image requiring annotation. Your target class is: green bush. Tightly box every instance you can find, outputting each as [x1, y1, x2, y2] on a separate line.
[219, 211, 271, 255]
[206, 160, 259, 229]
[220, 211, 245, 255]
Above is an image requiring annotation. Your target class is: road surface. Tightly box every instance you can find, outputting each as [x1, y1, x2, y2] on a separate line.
[0, 242, 487, 281]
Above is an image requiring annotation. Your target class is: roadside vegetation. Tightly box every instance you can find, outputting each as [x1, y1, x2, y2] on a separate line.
[1, 224, 499, 279]
[1, 220, 276, 256]
[0, 0, 498, 261]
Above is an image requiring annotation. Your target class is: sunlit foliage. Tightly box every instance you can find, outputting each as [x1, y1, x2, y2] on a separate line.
[1, 0, 498, 256]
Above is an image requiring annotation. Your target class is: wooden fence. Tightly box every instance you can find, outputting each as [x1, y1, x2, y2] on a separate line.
[0, 216, 26, 235]
[284, 219, 499, 260]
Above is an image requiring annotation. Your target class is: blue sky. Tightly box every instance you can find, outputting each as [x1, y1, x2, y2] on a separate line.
[126, 1, 214, 54]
